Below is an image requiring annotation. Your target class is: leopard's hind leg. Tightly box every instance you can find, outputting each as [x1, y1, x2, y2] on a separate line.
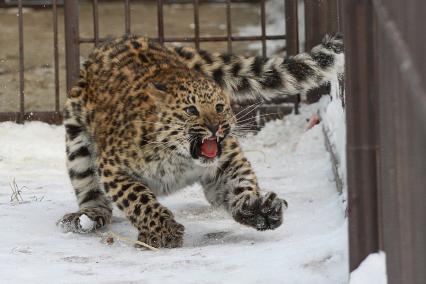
[58, 83, 112, 233]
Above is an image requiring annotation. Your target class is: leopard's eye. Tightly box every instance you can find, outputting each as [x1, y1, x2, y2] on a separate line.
[215, 104, 224, 113]
[185, 106, 199, 116]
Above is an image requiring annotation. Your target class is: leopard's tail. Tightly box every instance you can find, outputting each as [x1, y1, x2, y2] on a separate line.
[172, 34, 344, 102]
[59, 70, 112, 232]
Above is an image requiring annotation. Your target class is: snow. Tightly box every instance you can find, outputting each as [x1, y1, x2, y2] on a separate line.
[350, 252, 387, 284]
[0, 104, 348, 283]
[320, 76, 347, 207]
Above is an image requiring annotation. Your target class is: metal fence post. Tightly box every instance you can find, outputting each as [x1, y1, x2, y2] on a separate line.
[64, 0, 80, 93]
[285, 0, 299, 55]
[18, 0, 25, 123]
[284, 0, 300, 113]
[304, 0, 339, 104]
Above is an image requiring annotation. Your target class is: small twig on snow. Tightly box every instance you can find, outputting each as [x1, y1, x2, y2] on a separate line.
[9, 178, 28, 204]
[105, 231, 159, 251]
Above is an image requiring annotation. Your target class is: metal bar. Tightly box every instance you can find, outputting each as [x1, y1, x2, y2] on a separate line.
[285, 0, 300, 113]
[124, 0, 131, 35]
[163, 35, 285, 42]
[157, 0, 164, 44]
[285, 0, 299, 55]
[326, 0, 339, 33]
[336, 0, 344, 33]
[304, 0, 339, 49]
[226, 0, 232, 53]
[18, 0, 24, 122]
[52, 0, 60, 112]
[344, 0, 380, 272]
[93, 0, 99, 46]
[164, 0, 255, 3]
[193, 0, 200, 50]
[64, 0, 80, 92]
[0, 2, 62, 7]
[260, 0, 266, 58]
[303, 0, 335, 105]
[0, 112, 63, 125]
[304, 0, 326, 50]
[79, 35, 287, 44]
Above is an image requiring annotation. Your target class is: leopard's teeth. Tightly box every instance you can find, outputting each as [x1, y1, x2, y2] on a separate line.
[202, 138, 206, 143]
[217, 137, 219, 142]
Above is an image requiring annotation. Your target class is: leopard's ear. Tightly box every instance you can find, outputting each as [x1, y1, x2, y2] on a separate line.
[146, 82, 168, 100]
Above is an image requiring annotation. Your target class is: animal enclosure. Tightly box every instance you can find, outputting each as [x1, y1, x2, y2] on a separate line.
[1, 0, 425, 283]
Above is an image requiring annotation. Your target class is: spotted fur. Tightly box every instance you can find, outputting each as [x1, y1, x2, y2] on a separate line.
[58, 35, 343, 248]
[172, 34, 344, 102]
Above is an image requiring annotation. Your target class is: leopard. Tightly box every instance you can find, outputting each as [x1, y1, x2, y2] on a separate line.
[58, 34, 344, 248]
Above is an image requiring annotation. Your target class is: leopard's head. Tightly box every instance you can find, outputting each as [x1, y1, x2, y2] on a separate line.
[149, 69, 236, 166]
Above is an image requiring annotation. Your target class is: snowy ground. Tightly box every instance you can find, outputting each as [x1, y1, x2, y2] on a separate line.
[350, 252, 387, 284]
[0, 104, 348, 283]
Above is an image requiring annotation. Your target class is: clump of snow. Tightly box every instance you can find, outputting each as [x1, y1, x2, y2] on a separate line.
[350, 252, 387, 284]
[320, 75, 347, 209]
[0, 106, 348, 283]
[79, 214, 96, 232]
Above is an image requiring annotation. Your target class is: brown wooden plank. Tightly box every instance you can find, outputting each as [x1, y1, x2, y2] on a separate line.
[343, 0, 380, 271]
[373, 0, 426, 282]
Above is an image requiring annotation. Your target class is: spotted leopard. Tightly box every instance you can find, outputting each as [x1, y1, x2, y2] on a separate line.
[58, 34, 343, 248]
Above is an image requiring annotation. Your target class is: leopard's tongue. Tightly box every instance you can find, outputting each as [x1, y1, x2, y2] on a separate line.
[201, 138, 218, 158]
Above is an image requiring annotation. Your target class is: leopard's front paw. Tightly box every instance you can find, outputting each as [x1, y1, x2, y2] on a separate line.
[58, 212, 97, 233]
[231, 192, 287, 231]
[138, 216, 185, 249]
[58, 208, 111, 233]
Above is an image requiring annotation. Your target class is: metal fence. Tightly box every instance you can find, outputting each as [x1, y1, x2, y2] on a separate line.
[66, 0, 299, 90]
[0, 0, 62, 123]
[0, 0, 303, 124]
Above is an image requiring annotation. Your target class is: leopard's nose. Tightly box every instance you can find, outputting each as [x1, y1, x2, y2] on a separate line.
[205, 124, 219, 136]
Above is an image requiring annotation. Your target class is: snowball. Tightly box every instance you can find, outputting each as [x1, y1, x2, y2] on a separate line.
[79, 214, 95, 232]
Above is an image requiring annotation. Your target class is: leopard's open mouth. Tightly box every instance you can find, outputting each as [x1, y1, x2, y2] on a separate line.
[190, 136, 223, 160]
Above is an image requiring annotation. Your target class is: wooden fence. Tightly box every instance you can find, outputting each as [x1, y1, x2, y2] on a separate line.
[344, 0, 426, 283]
